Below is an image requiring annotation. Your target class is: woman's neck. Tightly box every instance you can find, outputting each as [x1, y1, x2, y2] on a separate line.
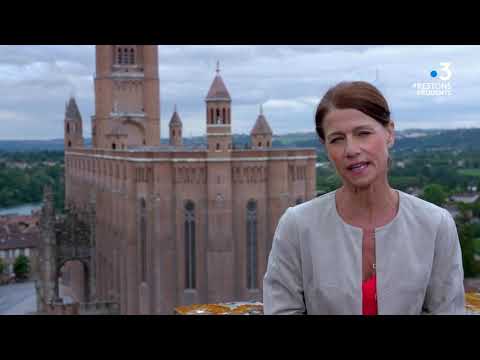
[336, 179, 399, 229]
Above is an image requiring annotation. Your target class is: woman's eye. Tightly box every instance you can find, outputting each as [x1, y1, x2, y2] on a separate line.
[330, 138, 341, 144]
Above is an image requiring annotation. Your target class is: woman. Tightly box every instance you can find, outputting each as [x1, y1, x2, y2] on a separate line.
[263, 81, 465, 315]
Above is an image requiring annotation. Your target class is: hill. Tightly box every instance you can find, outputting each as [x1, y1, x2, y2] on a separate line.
[2, 128, 480, 153]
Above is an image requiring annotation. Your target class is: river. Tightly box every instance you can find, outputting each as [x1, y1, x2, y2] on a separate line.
[0, 203, 43, 216]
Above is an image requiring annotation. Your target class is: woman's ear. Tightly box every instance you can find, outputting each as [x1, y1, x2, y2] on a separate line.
[386, 121, 395, 148]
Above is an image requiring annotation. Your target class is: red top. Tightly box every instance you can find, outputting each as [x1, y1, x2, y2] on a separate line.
[362, 275, 378, 315]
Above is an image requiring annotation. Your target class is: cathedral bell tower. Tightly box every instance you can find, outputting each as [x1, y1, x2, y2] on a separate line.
[205, 62, 232, 152]
[205, 62, 235, 303]
[64, 97, 84, 149]
[92, 45, 161, 150]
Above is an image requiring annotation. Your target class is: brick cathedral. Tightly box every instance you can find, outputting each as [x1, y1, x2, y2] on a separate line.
[63, 45, 316, 314]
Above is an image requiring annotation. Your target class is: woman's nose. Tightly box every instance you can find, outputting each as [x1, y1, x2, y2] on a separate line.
[344, 138, 361, 158]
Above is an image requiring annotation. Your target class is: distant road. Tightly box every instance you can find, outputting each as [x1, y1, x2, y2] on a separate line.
[0, 281, 37, 315]
[0, 281, 75, 315]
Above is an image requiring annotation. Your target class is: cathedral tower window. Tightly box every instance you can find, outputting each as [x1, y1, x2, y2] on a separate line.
[246, 199, 258, 290]
[185, 201, 196, 289]
[129, 48, 135, 64]
[117, 46, 136, 65]
[139, 198, 147, 282]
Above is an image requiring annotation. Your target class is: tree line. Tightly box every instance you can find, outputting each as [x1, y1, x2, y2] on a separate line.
[0, 151, 64, 212]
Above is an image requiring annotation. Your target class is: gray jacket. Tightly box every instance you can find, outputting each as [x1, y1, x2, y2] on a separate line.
[263, 190, 465, 315]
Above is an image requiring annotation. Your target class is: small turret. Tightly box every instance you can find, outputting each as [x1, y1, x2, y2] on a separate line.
[64, 97, 84, 149]
[169, 105, 183, 147]
[250, 104, 273, 150]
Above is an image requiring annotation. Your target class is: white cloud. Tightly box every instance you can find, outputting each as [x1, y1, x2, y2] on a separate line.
[0, 110, 29, 122]
[264, 99, 308, 111]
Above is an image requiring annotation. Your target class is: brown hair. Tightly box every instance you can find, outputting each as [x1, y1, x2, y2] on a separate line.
[315, 81, 391, 141]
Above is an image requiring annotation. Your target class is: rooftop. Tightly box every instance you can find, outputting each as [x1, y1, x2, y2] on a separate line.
[251, 106, 273, 135]
[0, 214, 40, 250]
[205, 62, 231, 101]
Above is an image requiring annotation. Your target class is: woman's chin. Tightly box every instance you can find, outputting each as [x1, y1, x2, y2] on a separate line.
[343, 176, 375, 190]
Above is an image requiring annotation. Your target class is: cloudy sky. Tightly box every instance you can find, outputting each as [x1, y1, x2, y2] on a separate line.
[0, 45, 479, 140]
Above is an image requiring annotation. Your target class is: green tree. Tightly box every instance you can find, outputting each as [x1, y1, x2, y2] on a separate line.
[472, 201, 480, 218]
[13, 255, 30, 280]
[0, 258, 4, 275]
[0, 151, 65, 211]
[422, 184, 447, 206]
[457, 222, 480, 277]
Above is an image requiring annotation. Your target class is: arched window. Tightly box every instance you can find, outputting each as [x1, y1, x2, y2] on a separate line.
[258, 142, 262, 147]
[139, 198, 147, 282]
[222, 108, 226, 124]
[210, 109, 214, 124]
[129, 48, 135, 64]
[112, 143, 116, 150]
[246, 199, 258, 289]
[216, 109, 220, 124]
[216, 143, 220, 151]
[123, 48, 129, 65]
[66, 122, 70, 134]
[267, 141, 270, 147]
[117, 48, 122, 64]
[68, 141, 72, 148]
[172, 129, 175, 137]
[185, 201, 196, 289]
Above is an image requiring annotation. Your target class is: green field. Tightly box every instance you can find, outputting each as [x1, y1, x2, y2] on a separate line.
[458, 169, 480, 177]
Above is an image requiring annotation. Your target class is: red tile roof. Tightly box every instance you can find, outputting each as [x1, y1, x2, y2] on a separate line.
[251, 114, 273, 135]
[206, 75, 231, 101]
[0, 216, 40, 250]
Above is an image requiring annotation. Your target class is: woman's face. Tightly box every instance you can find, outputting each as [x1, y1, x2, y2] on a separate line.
[322, 108, 394, 189]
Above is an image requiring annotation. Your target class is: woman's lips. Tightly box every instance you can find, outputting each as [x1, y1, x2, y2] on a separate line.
[347, 162, 370, 175]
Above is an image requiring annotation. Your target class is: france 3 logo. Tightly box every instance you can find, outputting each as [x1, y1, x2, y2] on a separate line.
[413, 62, 453, 97]
[430, 63, 452, 81]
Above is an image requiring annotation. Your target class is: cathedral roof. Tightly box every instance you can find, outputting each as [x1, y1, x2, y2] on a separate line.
[169, 105, 182, 127]
[206, 62, 231, 101]
[251, 105, 273, 135]
[65, 97, 82, 120]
